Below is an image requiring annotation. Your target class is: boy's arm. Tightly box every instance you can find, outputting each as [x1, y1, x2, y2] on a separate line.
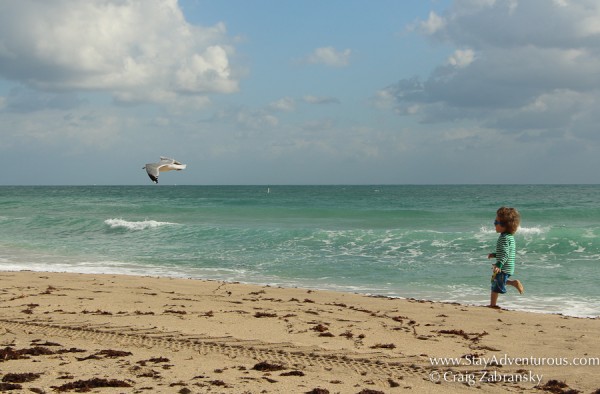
[488, 253, 501, 274]
[494, 236, 510, 269]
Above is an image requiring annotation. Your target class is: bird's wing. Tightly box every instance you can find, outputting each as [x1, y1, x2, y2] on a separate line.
[157, 163, 176, 172]
[157, 157, 186, 172]
[144, 163, 160, 183]
[159, 157, 175, 164]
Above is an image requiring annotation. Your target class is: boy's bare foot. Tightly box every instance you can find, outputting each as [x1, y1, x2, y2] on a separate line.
[487, 305, 501, 309]
[514, 280, 525, 294]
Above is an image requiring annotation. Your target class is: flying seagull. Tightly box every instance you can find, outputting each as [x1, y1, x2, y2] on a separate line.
[143, 157, 187, 184]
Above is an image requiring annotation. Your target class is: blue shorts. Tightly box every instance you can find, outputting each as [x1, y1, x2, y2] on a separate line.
[491, 272, 511, 294]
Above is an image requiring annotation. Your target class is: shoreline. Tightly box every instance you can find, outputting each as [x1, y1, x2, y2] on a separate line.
[2, 267, 597, 319]
[1, 270, 599, 393]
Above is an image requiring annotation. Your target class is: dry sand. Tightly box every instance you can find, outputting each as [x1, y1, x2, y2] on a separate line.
[0, 271, 598, 393]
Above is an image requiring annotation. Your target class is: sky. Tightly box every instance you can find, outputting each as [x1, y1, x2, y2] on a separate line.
[1, 0, 599, 185]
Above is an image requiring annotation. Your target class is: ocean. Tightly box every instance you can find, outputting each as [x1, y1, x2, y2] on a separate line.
[1, 185, 598, 318]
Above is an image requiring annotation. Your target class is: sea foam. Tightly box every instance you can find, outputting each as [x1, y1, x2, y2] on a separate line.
[479, 225, 547, 235]
[518, 226, 548, 235]
[104, 218, 177, 231]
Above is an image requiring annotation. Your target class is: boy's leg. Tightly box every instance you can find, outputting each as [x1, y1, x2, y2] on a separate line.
[507, 279, 525, 294]
[489, 291, 499, 308]
[490, 272, 507, 307]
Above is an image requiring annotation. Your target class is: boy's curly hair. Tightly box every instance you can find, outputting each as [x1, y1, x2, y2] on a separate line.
[497, 207, 521, 234]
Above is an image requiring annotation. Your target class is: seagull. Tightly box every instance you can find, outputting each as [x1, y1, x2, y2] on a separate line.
[143, 157, 187, 184]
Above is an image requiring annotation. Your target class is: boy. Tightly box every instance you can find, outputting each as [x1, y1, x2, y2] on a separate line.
[488, 206, 524, 308]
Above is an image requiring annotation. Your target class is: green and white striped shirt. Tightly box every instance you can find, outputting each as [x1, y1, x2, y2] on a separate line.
[495, 232, 516, 275]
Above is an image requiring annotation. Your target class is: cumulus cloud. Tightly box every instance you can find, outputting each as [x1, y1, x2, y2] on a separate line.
[418, 11, 446, 35]
[0, 0, 239, 106]
[383, 0, 600, 145]
[306, 47, 352, 67]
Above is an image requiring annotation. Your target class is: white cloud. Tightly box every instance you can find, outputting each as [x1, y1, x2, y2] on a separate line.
[306, 47, 352, 67]
[447, 49, 475, 68]
[384, 0, 600, 147]
[269, 97, 295, 112]
[0, 0, 239, 105]
[419, 11, 445, 35]
[578, 14, 600, 35]
[303, 95, 340, 105]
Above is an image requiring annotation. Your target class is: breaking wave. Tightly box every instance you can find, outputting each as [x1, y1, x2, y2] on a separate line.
[104, 218, 177, 231]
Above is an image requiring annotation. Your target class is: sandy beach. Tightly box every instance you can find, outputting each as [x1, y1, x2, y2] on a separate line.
[0, 271, 598, 393]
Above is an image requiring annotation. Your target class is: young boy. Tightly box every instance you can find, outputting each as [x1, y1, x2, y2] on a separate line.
[488, 206, 524, 308]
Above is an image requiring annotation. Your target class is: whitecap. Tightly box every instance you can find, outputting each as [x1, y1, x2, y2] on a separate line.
[431, 239, 453, 247]
[104, 218, 177, 231]
[478, 226, 496, 235]
[518, 226, 548, 236]
[568, 240, 586, 253]
[479, 225, 548, 236]
[582, 229, 597, 239]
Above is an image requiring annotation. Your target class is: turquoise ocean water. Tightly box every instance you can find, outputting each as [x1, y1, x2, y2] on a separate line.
[1, 185, 598, 317]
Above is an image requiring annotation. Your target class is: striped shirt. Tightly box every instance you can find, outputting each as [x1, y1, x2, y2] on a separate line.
[495, 232, 516, 275]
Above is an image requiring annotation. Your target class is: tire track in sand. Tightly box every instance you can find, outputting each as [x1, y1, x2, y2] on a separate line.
[0, 318, 430, 379]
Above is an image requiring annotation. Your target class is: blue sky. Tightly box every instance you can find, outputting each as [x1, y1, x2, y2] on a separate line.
[1, 0, 599, 185]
